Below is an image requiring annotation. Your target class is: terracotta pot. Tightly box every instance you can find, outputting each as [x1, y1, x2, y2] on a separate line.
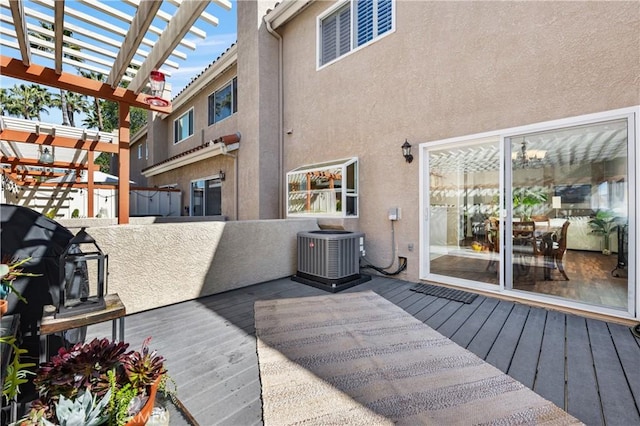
[125, 376, 162, 426]
[0, 299, 7, 316]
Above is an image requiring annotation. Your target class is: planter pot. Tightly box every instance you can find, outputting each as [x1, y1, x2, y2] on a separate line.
[125, 376, 162, 426]
[0, 299, 7, 316]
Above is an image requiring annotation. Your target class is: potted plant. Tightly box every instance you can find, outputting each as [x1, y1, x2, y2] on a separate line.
[512, 187, 548, 221]
[19, 337, 174, 426]
[2, 256, 39, 403]
[1, 256, 40, 312]
[588, 210, 620, 255]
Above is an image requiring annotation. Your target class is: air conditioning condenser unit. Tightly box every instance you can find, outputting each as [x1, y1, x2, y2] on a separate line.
[292, 230, 371, 292]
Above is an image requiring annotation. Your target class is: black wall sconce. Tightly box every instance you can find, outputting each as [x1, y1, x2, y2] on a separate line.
[402, 139, 413, 163]
[219, 170, 225, 181]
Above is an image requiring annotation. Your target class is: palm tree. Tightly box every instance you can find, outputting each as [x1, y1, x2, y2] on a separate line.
[30, 22, 82, 125]
[79, 71, 106, 130]
[61, 91, 89, 127]
[8, 84, 50, 120]
[0, 88, 21, 116]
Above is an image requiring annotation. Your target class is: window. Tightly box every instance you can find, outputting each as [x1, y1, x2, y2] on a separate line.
[174, 109, 194, 144]
[190, 174, 223, 216]
[287, 157, 358, 218]
[320, 0, 394, 66]
[137, 144, 142, 160]
[145, 142, 148, 160]
[208, 77, 238, 125]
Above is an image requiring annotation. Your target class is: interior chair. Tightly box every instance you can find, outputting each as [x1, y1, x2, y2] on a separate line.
[485, 218, 500, 272]
[511, 221, 541, 276]
[531, 215, 550, 228]
[552, 220, 571, 280]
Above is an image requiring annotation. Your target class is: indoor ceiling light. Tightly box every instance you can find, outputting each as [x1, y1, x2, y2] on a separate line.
[512, 140, 545, 168]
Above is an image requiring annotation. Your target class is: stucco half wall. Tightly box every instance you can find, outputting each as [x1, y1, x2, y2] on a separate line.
[57, 218, 319, 314]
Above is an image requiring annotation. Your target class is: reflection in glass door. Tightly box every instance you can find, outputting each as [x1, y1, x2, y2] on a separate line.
[427, 139, 501, 286]
[508, 119, 630, 310]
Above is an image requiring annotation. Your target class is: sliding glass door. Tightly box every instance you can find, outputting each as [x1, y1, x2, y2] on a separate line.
[506, 118, 631, 310]
[425, 138, 502, 287]
[422, 108, 635, 317]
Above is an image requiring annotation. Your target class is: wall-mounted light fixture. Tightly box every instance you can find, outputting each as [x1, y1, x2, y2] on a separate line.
[145, 70, 170, 107]
[40, 147, 54, 164]
[401, 139, 413, 163]
[219, 170, 225, 181]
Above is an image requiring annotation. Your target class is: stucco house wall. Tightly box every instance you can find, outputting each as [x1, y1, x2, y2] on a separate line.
[272, 0, 640, 280]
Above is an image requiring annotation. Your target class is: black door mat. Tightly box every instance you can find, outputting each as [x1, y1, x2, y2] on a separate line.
[410, 284, 478, 304]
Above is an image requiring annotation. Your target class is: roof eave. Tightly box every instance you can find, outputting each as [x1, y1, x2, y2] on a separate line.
[265, 0, 313, 30]
[169, 45, 238, 114]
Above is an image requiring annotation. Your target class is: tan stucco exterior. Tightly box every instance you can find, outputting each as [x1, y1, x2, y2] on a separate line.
[272, 0, 640, 279]
[140, 1, 639, 317]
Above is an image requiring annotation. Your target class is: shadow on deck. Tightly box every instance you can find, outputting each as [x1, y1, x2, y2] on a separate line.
[86, 276, 640, 425]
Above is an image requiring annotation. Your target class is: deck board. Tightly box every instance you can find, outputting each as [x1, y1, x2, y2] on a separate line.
[534, 309, 566, 408]
[588, 319, 640, 425]
[565, 315, 602, 424]
[485, 303, 529, 373]
[507, 307, 545, 389]
[85, 276, 640, 425]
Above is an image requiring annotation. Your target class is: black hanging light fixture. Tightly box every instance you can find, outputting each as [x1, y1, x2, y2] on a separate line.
[402, 139, 413, 163]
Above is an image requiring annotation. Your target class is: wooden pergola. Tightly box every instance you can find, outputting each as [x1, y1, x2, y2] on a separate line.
[0, 0, 232, 223]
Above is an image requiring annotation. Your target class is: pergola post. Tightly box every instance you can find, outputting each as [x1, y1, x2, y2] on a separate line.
[118, 103, 130, 224]
[87, 150, 94, 217]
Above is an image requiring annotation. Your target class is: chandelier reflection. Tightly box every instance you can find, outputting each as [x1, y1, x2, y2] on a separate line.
[512, 140, 546, 168]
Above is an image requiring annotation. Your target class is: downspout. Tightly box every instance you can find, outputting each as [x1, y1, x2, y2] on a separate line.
[264, 17, 284, 218]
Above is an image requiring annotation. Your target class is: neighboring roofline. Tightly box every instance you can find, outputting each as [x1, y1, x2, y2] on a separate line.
[130, 123, 148, 146]
[142, 133, 241, 177]
[264, 0, 313, 30]
[169, 43, 238, 113]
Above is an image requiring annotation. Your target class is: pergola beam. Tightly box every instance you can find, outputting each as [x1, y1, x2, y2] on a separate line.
[0, 128, 120, 153]
[1, 55, 172, 113]
[54, 0, 64, 73]
[128, 0, 209, 94]
[108, 0, 162, 88]
[8, 0, 30, 65]
[1, 156, 89, 170]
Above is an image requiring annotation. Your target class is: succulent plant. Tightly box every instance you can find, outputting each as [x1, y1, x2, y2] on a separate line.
[52, 389, 111, 426]
[122, 338, 166, 390]
[24, 337, 170, 425]
[34, 338, 131, 403]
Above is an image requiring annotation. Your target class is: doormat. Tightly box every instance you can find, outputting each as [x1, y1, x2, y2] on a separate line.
[410, 283, 478, 304]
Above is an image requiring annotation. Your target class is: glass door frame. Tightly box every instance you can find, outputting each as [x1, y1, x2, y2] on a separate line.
[420, 106, 638, 320]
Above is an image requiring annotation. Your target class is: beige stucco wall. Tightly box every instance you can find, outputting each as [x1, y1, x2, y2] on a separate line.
[57, 218, 319, 314]
[147, 65, 240, 217]
[276, 1, 640, 281]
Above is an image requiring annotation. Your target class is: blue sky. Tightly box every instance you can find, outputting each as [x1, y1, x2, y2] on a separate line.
[0, 0, 237, 124]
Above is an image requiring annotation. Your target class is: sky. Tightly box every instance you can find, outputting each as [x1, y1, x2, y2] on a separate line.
[0, 0, 238, 125]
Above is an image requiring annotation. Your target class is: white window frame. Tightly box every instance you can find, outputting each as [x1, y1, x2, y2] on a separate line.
[137, 144, 142, 160]
[317, 0, 396, 69]
[174, 108, 194, 144]
[286, 157, 359, 218]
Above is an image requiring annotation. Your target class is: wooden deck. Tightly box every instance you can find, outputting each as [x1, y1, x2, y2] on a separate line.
[86, 276, 640, 425]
